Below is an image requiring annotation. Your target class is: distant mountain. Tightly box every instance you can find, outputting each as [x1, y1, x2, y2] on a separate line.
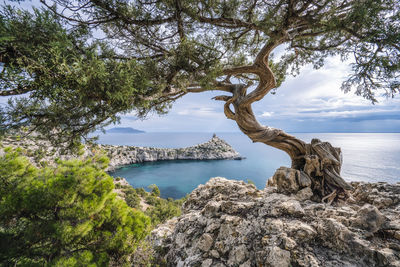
[106, 127, 145, 133]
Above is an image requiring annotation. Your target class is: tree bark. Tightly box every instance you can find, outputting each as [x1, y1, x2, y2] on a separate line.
[230, 97, 352, 201]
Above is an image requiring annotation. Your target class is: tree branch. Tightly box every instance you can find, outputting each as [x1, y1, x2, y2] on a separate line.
[223, 65, 258, 75]
[0, 85, 34, 96]
[242, 36, 287, 104]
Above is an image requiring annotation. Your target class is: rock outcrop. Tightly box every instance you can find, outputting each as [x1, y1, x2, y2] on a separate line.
[151, 172, 400, 266]
[0, 135, 242, 171]
[102, 135, 243, 170]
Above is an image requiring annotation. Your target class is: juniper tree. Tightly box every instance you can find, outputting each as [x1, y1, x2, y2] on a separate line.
[1, 0, 399, 200]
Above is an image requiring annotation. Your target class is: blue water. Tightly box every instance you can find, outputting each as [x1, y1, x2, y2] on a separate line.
[98, 132, 400, 199]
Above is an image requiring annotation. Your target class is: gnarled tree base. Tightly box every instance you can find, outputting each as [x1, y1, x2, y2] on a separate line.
[268, 138, 353, 203]
[303, 138, 353, 202]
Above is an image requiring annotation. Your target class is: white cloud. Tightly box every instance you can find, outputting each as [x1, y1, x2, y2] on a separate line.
[177, 107, 219, 117]
[261, 112, 274, 117]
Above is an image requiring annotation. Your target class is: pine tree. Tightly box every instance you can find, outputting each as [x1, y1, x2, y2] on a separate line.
[0, 148, 150, 266]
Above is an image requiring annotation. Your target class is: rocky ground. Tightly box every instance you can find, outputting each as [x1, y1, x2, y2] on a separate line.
[0, 134, 242, 171]
[151, 168, 400, 267]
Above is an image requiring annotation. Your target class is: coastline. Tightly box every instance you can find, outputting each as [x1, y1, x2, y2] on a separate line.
[102, 135, 244, 171]
[0, 134, 243, 171]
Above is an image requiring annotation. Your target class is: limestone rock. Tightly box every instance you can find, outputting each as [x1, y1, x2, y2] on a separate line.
[265, 246, 291, 267]
[201, 259, 213, 267]
[228, 244, 248, 265]
[197, 233, 214, 252]
[268, 167, 300, 193]
[151, 177, 400, 267]
[268, 166, 312, 195]
[352, 182, 400, 209]
[352, 204, 386, 234]
[296, 187, 314, 201]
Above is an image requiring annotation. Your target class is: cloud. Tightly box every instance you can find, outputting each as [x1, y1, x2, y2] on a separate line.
[177, 107, 220, 117]
[261, 112, 274, 117]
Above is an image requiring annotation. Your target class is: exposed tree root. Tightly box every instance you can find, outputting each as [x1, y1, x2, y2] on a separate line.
[321, 189, 337, 205]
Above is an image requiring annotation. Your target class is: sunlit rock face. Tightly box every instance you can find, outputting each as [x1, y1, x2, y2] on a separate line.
[151, 176, 400, 267]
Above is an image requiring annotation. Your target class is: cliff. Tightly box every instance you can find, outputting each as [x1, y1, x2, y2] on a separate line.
[151, 168, 400, 267]
[0, 135, 242, 171]
[102, 135, 242, 170]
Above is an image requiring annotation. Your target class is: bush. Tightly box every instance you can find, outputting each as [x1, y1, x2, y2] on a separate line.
[144, 193, 187, 225]
[123, 187, 141, 209]
[136, 187, 147, 197]
[145, 199, 182, 225]
[145, 194, 159, 206]
[148, 184, 160, 197]
[246, 179, 255, 185]
[0, 149, 151, 266]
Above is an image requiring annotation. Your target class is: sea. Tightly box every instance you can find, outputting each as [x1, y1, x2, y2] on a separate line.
[97, 132, 400, 199]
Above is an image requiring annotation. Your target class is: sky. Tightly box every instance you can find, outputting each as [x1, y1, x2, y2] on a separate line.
[120, 56, 400, 133]
[2, 1, 400, 133]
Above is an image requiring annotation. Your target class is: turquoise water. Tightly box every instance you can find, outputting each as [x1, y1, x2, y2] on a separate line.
[100, 132, 400, 199]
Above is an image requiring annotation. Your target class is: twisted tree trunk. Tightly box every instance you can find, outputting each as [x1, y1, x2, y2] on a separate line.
[211, 37, 353, 203]
[231, 98, 352, 202]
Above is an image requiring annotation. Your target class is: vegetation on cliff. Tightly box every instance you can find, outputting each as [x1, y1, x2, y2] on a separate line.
[115, 181, 185, 226]
[0, 148, 151, 266]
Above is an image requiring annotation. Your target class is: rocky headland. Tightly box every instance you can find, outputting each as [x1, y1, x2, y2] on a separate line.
[101, 135, 243, 171]
[0, 134, 242, 171]
[151, 167, 400, 267]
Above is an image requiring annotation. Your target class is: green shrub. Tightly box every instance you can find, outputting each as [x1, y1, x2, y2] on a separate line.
[136, 187, 147, 197]
[145, 194, 159, 206]
[123, 187, 141, 209]
[246, 179, 255, 185]
[143, 190, 187, 226]
[115, 183, 122, 189]
[145, 198, 182, 225]
[148, 184, 160, 197]
[0, 149, 151, 266]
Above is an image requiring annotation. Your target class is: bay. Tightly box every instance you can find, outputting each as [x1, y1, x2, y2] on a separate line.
[98, 132, 400, 199]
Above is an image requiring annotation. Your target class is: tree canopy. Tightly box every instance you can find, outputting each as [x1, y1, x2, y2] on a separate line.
[0, 148, 150, 266]
[0, 0, 398, 145]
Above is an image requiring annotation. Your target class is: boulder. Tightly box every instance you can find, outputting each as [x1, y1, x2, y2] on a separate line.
[268, 166, 312, 195]
[352, 204, 386, 234]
